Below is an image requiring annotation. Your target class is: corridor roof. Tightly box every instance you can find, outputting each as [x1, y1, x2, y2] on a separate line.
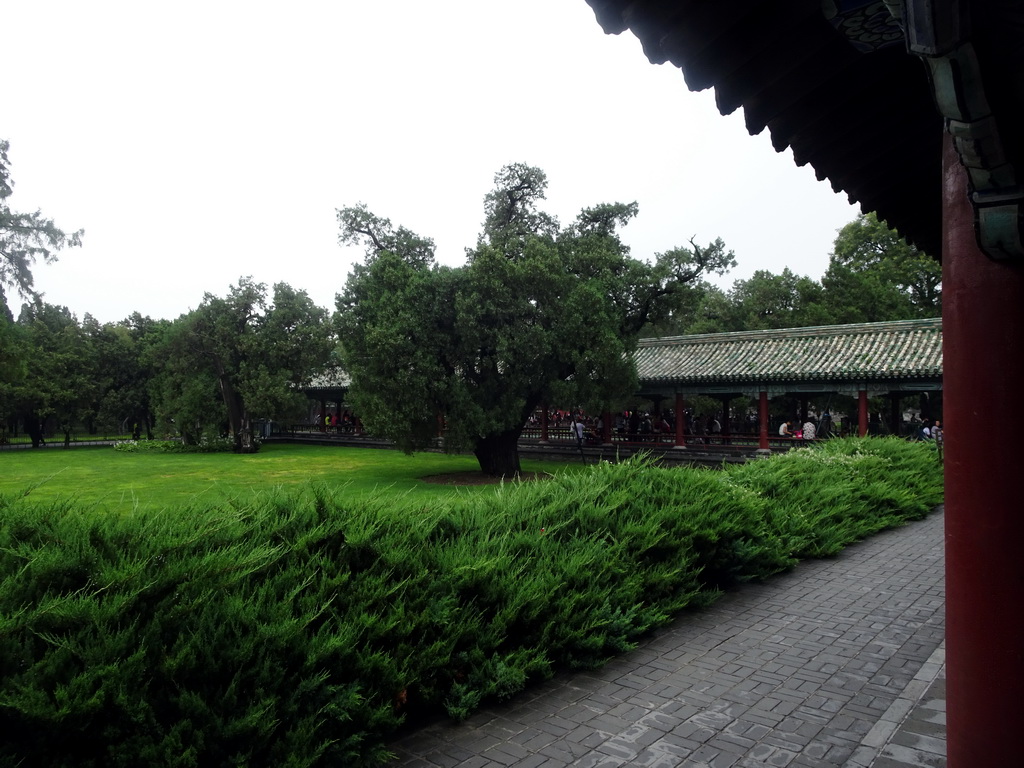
[635, 317, 942, 393]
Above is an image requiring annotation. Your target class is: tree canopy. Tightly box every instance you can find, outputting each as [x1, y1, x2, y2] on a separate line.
[822, 212, 941, 323]
[151, 278, 336, 451]
[0, 140, 83, 311]
[336, 163, 735, 476]
[647, 211, 941, 337]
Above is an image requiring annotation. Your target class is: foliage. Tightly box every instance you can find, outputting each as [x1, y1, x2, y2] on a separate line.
[724, 268, 832, 330]
[666, 269, 831, 335]
[727, 437, 944, 557]
[0, 139, 84, 309]
[2, 304, 169, 446]
[92, 313, 169, 439]
[336, 164, 735, 476]
[112, 437, 243, 454]
[11, 303, 100, 447]
[648, 212, 942, 336]
[0, 439, 941, 766]
[0, 310, 28, 430]
[150, 279, 336, 452]
[822, 212, 941, 323]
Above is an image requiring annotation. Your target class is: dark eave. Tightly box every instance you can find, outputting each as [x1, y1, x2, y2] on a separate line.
[585, 0, 1024, 261]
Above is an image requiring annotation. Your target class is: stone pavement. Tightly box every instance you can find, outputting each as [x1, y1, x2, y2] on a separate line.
[389, 507, 946, 767]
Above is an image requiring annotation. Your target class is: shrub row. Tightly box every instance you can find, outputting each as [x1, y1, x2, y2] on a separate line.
[112, 437, 250, 454]
[0, 438, 943, 767]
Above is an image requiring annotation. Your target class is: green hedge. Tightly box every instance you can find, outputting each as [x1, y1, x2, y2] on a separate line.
[0, 438, 942, 767]
[113, 437, 247, 454]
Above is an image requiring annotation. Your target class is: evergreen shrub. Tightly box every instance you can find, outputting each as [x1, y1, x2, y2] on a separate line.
[0, 438, 942, 766]
[113, 437, 252, 454]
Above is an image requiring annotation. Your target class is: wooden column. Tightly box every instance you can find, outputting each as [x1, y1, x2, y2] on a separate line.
[857, 390, 868, 437]
[674, 393, 686, 448]
[539, 405, 549, 444]
[943, 134, 1024, 768]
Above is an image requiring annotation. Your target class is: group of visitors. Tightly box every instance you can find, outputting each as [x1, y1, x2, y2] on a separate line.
[778, 417, 819, 440]
[917, 418, 944, 460]
[318, 410, 358, 432]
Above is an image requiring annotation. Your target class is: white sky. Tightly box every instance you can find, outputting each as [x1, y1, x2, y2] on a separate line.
[5, 0, 861, 325]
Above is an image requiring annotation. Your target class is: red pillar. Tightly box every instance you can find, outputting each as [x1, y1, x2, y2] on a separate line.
[539, 405, 549, 444]
[674, 393, 686, 448]
[758, 391, 769, 450]
[857, 390, 868, 437]
[943, 136, 1024, 768]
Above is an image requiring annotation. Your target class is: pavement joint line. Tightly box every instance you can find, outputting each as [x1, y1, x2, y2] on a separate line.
[854, 641, 947, 767]
[388, 510, 946, 768]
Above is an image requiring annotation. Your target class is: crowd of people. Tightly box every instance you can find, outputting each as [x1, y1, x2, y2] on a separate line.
[316, 410, 360, 433]
[528, 408, 776, 444]
[312, 405, 943, 457]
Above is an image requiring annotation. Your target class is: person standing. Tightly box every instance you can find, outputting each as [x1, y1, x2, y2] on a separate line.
[572, 415, 585, 448]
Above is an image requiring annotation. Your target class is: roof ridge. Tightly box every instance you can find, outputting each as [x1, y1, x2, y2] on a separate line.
[638, 317, 941, 347]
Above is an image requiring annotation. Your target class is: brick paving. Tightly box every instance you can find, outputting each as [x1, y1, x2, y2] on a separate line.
[389, 507, 945, 767]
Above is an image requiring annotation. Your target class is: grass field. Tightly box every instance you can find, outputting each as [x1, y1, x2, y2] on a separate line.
[0, 443, 585, 514]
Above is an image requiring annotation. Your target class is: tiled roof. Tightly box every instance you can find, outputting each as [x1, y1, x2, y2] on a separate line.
[634, 318, 942, 388]
[302, 370, 351, 392]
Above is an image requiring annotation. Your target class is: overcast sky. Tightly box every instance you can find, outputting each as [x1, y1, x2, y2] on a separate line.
[5, 0, 861, 325]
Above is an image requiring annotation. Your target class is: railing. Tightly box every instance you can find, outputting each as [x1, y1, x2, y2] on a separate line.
[277, 424, 829, 456]
[285, 424, 369, 437]
[0, 432, 130, 450]
[518, 426, 818, 451]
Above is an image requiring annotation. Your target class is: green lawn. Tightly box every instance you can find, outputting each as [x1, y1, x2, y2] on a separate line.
[0, 443, 584, 514]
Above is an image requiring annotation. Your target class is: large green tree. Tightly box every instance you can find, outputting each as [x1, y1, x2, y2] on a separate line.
[152, 278, 335, 452]
[0, 140, 83, 309]
[336, 163, 735, 476]
[651, 213, 940, 336]
[646, 268, 830, 336]
[90, 313, 169, 438]
[1, 141, 83, 433]
[12, 303, 100, 447]
[822, 212, 941, 323]
[724, 268, 831, 331]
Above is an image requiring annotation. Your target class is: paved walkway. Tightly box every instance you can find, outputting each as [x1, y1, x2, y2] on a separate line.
[390, 508, 946, 767]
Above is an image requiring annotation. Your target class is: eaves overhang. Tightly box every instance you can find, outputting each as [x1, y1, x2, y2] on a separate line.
[585, 0, 1024, 261]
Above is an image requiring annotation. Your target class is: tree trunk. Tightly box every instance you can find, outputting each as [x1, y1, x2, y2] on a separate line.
[473, 429, 523, 477]
[24, 412, 43, 448]
[237, 420, 257, 453]
[215, 368, 254, 453]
